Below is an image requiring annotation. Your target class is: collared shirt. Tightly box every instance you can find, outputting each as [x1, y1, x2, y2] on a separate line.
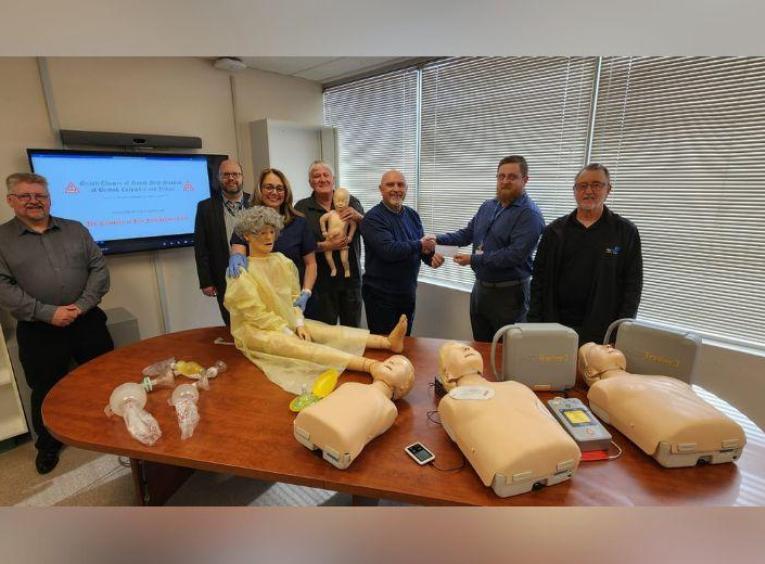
[223, 195, 245, 244]
[436, 192, 545, 283]
[294, 192, 364, 291]
[0, 216, 110, 323]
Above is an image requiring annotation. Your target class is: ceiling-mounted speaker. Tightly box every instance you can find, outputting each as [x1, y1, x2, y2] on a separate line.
[213, 57, 247, 72]
[59, 129, 202, 149]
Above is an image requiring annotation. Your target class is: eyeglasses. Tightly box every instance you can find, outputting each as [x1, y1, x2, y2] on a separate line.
[220, 172, 243, 179]
[496, 173, 524, 182]
[574, 181, 608, 192]
[10, 193, 50, 202]
[262, 184, 286, 194]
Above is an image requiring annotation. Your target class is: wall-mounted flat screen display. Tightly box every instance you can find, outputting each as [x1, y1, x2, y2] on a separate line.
[27, 149, 227, 255]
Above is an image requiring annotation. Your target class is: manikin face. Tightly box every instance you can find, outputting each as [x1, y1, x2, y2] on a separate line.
[260, 172, 286, 210]
[333, 188, 349, 211]
[439, 342, 484, 390]
[573, 169, 611, 214]
[379, 171, 407, 210]
[7, 181, 51, 225]
[219, 160, 244, 196]
[578, 343, 627, 387]
[585, 344, 627, 372]
[309, 164, 334, 198]
[495, 162, 527, 203]
[245, 226, 276, 257]
[374, 355, 415, 400]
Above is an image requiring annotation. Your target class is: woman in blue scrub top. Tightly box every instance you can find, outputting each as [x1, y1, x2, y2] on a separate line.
[230, 168, 317, 311]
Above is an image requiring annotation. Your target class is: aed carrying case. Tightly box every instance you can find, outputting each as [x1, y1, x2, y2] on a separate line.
[490, 323, 578, 391]
[603, 318, 702, 384]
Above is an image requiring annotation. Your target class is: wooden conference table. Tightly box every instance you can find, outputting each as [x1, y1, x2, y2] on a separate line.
[43, 327, 765, 506]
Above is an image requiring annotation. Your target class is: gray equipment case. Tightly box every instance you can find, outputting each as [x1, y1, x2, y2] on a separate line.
[490, 323, 578, 391]
[604, 318, 702, 384]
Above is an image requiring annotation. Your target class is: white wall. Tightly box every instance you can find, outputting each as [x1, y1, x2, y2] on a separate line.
[0, 57, 323, 339]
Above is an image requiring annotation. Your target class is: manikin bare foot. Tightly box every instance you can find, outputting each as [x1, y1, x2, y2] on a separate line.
[388, 314, 407, 353]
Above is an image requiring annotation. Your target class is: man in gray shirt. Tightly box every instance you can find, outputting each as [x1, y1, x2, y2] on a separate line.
[0, 173, 113, 474]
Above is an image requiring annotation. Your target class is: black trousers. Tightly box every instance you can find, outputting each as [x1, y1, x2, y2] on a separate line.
[305, 285, 362, 327]
[215, 285, 230, 327]
[16, 307, 114, 453]
[469, 279, 530, 342]
[362, 284, 415, 336]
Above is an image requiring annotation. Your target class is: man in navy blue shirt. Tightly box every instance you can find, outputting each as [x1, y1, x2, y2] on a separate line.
[435, 155, 545, 342]
[360, 170, 443, 336]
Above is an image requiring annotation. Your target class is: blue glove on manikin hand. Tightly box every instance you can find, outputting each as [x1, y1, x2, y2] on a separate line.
[293, 289, 311, 311]
[227, 253, 247, 278]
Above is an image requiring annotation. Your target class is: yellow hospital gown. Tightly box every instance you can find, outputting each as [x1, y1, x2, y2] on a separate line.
[224, 253, 368, 394]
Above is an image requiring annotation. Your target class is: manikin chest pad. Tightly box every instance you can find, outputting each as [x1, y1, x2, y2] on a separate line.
[439, 380, 581, 497]
[587, 374, 746, 467]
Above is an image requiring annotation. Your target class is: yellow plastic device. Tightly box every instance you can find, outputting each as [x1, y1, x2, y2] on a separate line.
[289, 369, 339, 412]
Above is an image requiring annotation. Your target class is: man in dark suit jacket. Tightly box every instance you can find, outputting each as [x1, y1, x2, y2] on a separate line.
[194, 159, 250, 325]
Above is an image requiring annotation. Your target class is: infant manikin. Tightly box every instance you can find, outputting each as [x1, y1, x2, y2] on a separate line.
[225, 206, 412, 395]
[578, 342, 746, 467]
[319, 187, 356, 278]
[437, 341, 581, 497]
[293, 355, 415, 469]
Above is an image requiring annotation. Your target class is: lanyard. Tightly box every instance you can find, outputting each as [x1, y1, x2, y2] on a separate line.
[224, 200, 243, 217]
[478, 202, 508, 251]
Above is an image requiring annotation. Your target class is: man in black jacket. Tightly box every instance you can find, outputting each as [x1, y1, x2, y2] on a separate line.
[194, 159, 250, 325]
[528, 163, 642, 344]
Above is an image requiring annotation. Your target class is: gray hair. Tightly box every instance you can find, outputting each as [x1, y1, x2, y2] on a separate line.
[575, 163, 611, 183]
[308, 160, 335, 180]
[234, 205, 284, 240]
[6, 172, 48, 193]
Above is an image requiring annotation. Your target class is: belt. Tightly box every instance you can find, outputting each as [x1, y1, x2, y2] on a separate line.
[477, 277, 529, 289]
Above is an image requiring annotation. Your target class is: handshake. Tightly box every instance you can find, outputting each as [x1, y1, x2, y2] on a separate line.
[420, 234, 437, 254]
[420, 234, 445, 269]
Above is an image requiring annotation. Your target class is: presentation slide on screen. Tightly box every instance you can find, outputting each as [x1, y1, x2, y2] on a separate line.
[30, 154, 210, 242]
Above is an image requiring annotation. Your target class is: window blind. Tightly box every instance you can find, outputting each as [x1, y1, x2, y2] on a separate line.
[591, 56, 765, 348]
[323, 67, 418, 214]
[417, 57, 597, 287]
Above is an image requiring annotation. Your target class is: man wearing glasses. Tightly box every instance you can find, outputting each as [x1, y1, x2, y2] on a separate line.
[528, 163, 643, 344]
[433, 155, 545, 342]
[0, 173, 113, 474]
[194, 159, 251, 325]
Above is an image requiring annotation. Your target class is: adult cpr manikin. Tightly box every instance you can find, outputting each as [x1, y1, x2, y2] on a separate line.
[578, 342, 746, 467]
[293, 355, 414, 469]
[224, 206, 411, 394]
[437, 341, 581, 497]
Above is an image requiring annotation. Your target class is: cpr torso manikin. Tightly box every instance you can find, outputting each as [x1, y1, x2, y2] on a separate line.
[437, 342, 581, 497]
[578, 343, 746, 467]
[293, 355, 415, 469]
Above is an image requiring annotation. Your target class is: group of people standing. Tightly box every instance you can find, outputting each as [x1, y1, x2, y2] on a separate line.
[0, 152, 642, 477]
[195, 155, 643, 348]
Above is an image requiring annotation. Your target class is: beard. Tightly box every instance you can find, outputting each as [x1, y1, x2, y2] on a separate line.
[221, 182, 243, 196]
